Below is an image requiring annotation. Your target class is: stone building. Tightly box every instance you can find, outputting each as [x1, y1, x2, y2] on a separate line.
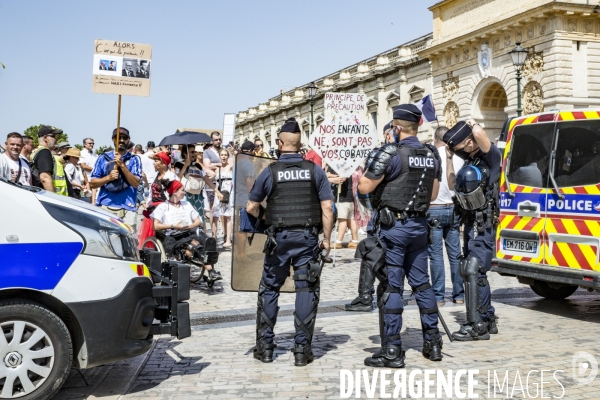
[235, 0, 600, 147]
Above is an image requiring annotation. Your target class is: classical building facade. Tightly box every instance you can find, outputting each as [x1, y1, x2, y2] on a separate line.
[236, 0, 600, 148]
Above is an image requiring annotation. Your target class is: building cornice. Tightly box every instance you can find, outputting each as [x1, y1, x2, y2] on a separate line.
[236, 33, 433, 128]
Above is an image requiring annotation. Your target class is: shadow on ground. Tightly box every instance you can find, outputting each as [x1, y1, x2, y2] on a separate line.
[244, 327, 351, 362]
[127, 338, 209, 395]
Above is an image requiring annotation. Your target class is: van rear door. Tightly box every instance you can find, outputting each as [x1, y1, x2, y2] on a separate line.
[497, 115, 556, 265]
[544, 112, 600, 273]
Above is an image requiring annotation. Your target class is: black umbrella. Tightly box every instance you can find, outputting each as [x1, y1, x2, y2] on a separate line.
[158, 130, 212, 146]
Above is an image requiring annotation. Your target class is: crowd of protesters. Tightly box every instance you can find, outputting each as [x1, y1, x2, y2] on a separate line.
[1, 123, 462, 304]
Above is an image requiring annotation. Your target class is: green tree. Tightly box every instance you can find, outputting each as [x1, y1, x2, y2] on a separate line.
[24, 124, 69, 147]
[95, 145, 110, 155]
[74, 144, 83, 151]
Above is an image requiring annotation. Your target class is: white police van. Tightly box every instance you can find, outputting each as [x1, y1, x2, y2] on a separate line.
[0, 178, 190, 399]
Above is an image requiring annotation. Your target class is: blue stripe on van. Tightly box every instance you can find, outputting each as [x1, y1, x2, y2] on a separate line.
[0, 242, 83, 290]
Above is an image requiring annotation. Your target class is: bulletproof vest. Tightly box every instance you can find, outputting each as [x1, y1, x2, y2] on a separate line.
[378, 143, 437, 213]
[265, 160, 322, 228]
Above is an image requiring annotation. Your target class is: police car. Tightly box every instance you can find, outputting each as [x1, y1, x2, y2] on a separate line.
[0, 178, 190, 399]
[493, 110, 600, 299]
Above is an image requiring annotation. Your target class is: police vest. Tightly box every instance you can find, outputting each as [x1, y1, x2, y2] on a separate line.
[378, 143, 436, 213]
[32, 147, 68, 196]
[265, 160, 322, 228]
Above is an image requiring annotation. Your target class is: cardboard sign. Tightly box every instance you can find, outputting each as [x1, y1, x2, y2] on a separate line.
[92, 39, 152, 97]
[309, 92, 377, 177]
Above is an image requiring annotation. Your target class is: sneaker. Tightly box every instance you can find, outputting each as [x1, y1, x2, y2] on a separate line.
[332, 241, 344, 249]
[358, 229, 366, 235]
[454, 299, 464, 304]
[347, 241, 359, 249]
[208, 269, 223, 281]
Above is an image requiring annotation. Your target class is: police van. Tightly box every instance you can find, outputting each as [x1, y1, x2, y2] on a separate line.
[493, 110, 600, 299]
[0, 179, 190, 399]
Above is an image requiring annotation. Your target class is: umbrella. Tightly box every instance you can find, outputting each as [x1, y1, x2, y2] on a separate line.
[158, 131, 212, 146]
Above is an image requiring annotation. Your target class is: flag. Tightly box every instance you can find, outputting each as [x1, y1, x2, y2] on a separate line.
[414, 94, 437, 125]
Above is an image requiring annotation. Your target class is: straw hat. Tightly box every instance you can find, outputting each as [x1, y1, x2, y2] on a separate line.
[63, 148, 81, 159]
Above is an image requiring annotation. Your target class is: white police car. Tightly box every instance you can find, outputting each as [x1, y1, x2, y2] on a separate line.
[0, 178, 190, 399]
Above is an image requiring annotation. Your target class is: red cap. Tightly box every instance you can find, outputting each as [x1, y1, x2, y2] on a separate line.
[167, 180, 183, 195]
[153, 151, 171, 166]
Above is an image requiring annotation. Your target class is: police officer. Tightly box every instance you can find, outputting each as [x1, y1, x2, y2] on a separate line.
[345, 121, 395, 312]
[246, 117, 334, 366]
[358, 105, 443, 367]
[442, 120, 500, 341]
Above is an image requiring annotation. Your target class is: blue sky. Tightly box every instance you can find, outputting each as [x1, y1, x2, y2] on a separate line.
[0, 1, 437, 148]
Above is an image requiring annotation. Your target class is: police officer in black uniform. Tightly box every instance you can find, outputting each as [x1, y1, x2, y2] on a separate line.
[443, 120, 500, 341]
[358, 105, 443, 367]
[246, 117, 334, 366]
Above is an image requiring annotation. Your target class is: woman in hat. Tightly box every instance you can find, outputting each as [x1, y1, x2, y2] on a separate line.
[63, 148, 90, 200]
[151, 180, 222, 281]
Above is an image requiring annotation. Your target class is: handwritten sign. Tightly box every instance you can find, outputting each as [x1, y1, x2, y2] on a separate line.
[92, 39, 152, 97]
[309, 92, 377, 177]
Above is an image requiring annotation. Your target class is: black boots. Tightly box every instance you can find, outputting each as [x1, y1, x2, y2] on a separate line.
[487, 315, 499, 334]
[364, 345, 406, 368]
[254, 340, 276, 363]
[422, 329, 443, 361]
[452, 321, 490, 341]
[291, 344, 314, 367]
[345, 261, 375, 311]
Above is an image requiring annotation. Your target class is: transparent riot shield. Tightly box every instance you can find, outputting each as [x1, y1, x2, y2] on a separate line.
[231, 153, 295, 292]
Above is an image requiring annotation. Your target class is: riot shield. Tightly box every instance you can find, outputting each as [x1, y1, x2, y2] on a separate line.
[231, 153, 295, 292]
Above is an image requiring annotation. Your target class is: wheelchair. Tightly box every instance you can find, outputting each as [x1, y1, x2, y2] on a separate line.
[141, 229, 220, 286]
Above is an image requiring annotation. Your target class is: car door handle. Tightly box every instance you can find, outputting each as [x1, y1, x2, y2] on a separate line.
[519, 205, 537, 212]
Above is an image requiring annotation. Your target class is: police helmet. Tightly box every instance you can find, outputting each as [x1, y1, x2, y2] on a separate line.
[454, 164, 489, 210]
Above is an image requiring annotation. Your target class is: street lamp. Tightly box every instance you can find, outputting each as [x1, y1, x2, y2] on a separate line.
[307, 82, 318, 133]
[509, 42, 528, 117]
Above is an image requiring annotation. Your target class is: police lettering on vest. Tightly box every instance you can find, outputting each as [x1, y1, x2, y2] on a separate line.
[408, 156, 434, 169]
[277, 169, 311, 182]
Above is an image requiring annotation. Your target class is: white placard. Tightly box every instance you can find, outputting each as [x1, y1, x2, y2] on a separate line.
[309, 92, 377, 177]
[222, 113, 236, 145]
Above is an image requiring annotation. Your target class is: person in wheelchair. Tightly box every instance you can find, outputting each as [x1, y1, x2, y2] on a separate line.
[151, 179, 222, 281]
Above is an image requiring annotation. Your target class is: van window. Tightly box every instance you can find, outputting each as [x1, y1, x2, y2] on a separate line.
[554, 120, 600, 187]
[508, 123, 554, 188]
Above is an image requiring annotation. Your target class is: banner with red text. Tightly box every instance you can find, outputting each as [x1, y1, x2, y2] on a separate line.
[309, 92, 377, 177]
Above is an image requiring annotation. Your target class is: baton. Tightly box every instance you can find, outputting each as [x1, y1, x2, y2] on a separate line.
[437, 310, 454, 342]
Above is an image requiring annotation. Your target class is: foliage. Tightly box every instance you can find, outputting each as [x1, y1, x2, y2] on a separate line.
[95, 145, 110, 155]
[0, 62, 5, 69]
[74, 144, 83, 151]
[24, 124, 69, 147]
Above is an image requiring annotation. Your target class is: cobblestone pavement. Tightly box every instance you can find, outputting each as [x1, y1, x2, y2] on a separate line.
[56, 232, 600, 399]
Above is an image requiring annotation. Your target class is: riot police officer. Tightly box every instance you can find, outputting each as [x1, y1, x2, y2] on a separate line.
[345, 121, 394, 312]
[246, 117, 334, 366]
[443, 120, 500, 341]
[358, 105, 443, 367]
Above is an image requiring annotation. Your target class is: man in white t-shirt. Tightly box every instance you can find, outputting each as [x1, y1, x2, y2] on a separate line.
[79, 137, 99, 202]
[141, 141, 158, 189]
[428, 126, 465, 307]
[3, 132, 31, 185]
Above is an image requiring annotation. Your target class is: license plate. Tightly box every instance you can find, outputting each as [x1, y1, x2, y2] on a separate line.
[503, 239, 538, 253]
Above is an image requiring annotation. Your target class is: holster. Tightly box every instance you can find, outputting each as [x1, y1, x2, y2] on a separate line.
[306, 257, 324, 283]
[379, 207, 396, 227]
[427, 217, 439, 246]
[263, 226, 278, 255]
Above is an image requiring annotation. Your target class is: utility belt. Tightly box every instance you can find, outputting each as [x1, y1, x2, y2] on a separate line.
[263, 224, 320, 255]
[378, 207, 427, 228]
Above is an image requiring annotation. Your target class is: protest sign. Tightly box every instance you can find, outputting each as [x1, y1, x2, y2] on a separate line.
[309, 92, 377, 177]
[92, 39, 152, 97]
[222, 113, 236, 145]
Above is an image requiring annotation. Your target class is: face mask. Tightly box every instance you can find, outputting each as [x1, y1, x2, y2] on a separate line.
[453, 148, 471, 160]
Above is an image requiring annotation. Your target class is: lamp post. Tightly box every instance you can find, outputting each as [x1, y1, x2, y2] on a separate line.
[307, 82, 317, 133]
[509, 42, 528, 117]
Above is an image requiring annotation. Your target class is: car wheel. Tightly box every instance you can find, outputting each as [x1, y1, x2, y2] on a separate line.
[530, 280, 578, 300]
[0, 300, 72, 400]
